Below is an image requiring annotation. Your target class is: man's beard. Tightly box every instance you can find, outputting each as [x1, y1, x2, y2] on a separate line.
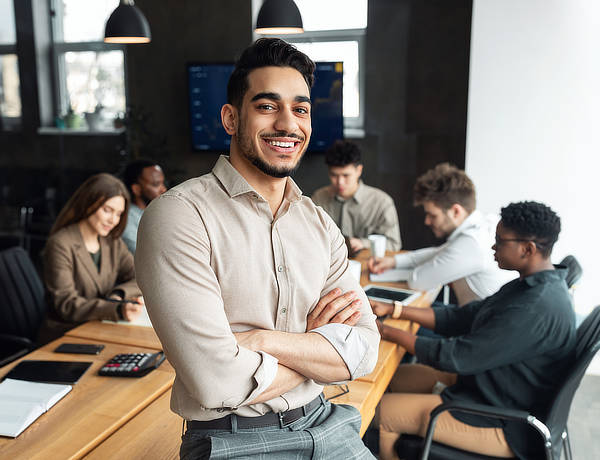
[236, 118, 306, 179]
[140, 193, 153, 207]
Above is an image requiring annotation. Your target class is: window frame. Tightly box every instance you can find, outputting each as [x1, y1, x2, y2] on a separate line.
[49, 0, 128, 122]
[285, 28, 366, 136]
[0, 19, 22, 130]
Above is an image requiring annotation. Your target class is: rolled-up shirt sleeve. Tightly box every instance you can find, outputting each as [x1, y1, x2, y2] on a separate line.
[311, 323, 371, 381]
[136, 194, 279, 410]
[315, 208, 380, 380]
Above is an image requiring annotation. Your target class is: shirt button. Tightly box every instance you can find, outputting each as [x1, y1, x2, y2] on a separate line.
[277, 265, 284, 272]
[281, 307, 287, 314]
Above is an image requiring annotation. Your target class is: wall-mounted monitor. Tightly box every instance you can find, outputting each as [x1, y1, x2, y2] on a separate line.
[188, 62, 343, 153]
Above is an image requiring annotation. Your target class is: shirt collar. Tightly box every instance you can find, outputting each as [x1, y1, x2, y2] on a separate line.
[523, 266, 568, 287]
[212, 155, 303, 203]
[129, 204, 144, 217]
[334, 180, 364, 204]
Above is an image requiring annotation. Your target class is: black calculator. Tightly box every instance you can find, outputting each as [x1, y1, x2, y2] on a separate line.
[98, 351, 165, 377]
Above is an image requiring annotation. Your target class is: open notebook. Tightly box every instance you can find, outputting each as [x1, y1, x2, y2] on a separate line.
[0, 378, 72, 437]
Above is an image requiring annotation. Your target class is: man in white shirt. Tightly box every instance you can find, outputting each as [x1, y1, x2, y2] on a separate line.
[369, 163, 513, 309]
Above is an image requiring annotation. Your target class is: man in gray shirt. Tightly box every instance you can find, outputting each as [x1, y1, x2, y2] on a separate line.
[312, 141, 402, 255]
[136, 39, 378, 459]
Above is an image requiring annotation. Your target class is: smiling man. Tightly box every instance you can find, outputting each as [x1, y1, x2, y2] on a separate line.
[312, 140, 402, 254]
[135, 39, 378, 459]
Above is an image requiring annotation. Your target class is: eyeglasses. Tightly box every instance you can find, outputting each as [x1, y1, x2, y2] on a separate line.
[325, 384, 349, 401]
[494, 237, 545, 248]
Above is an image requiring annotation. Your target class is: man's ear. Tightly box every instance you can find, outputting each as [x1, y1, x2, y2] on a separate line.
[131, 183, 142, 198]
[221, 104, 238, 135]
[449, 203, 464, 219]
[356, 164, 363, 177]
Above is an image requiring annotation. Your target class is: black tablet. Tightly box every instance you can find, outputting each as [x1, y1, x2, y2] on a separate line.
[4, 360, 92, 384]
[363, 285, 421, 305]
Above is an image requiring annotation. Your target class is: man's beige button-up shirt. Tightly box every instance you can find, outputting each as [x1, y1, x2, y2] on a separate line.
[312, 182, 402, 251]
[136, 156, 379, 421]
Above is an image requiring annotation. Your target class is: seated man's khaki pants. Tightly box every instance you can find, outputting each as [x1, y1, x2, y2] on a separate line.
[379, 364, 515, 460]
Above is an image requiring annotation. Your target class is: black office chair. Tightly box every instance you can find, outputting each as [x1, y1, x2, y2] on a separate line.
[0, 246, 47, 367]
[394, 306, 600, 460]
[559, 255, 583, 291]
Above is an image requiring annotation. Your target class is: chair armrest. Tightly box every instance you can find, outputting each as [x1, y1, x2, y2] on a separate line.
[0, 333, 34, 349]
[420, 401, 552, 460]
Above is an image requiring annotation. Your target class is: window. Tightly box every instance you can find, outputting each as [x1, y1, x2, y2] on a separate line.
[0, 0, 21, 130]
[253, 0, 368, 135]
[50, 0, 126, 128]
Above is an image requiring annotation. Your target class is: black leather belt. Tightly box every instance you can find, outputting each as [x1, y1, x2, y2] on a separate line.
[188, 394, 324, 430]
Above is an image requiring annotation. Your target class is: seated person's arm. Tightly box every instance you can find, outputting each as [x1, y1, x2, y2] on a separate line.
[368, 246, 438, 274]
[371, 302, 436, 329]
[406, 235, 486, 291]
[112, 238, 142, 299]
[43, 238, 123, 322]
[375, 300, 483, 354]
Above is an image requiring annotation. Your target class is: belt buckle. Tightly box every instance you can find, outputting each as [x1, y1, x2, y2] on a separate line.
[277, 410, 297, 429]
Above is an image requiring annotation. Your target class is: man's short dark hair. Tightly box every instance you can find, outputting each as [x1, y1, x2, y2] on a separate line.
[500, 201, 561, 258]
[123, 159, 159, 193]
[413, 163, 476, 213]
[325, 140, 362, 167]
[227, 38, 315, 109]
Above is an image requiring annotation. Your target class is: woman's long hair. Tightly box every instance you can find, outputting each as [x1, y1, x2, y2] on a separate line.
[50, 173, 131, 238]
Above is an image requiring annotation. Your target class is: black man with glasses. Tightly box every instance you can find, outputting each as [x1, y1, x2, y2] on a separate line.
[377, 201, 576, 460]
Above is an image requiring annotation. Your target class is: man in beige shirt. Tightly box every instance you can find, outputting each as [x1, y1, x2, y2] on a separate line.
[136, 39, 379, 459]
[312, 140, 402, 255]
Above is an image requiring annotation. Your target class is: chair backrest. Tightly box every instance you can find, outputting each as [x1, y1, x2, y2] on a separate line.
[544, 306, 600, 459]
[559, 255, 583, 289]
[0, 246, 47, 340]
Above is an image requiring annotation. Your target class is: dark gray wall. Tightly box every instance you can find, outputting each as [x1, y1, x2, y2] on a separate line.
[1, 0, 471, 252]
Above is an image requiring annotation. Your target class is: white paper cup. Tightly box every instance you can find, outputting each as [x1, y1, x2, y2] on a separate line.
[348, 260, 362, 282]
[368, 234, 387, 258]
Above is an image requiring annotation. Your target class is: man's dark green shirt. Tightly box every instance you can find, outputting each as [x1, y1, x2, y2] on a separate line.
[415, 267, 576, 459]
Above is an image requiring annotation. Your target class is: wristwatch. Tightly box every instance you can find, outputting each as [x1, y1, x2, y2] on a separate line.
[392, 301, 403, 319]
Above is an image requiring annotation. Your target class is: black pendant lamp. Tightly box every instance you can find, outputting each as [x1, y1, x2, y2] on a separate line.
[104, 0, 151, 44]
[255, 0, 304, 35]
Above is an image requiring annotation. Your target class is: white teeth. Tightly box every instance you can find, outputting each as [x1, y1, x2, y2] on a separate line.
[267, 140, 294, 148]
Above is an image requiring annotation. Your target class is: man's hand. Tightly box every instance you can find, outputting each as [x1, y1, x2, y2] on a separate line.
[370, 299, 394, 318]
[348, 237, 364, 254]
[122, 296, 144, 322]
[306, 288, 362, 331]
[367, 256, 395, 274]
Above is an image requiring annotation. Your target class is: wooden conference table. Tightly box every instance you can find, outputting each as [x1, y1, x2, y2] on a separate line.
[0, 250, 437, 459]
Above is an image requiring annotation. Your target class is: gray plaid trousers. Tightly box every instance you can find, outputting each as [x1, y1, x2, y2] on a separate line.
[180, 399, 376, 459]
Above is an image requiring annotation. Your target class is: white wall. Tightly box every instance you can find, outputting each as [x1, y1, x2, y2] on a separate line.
[466, 0, 600, 315]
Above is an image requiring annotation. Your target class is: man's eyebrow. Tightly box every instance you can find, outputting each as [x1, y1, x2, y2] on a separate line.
[250, 92, 280, 102]
[249, 92, 312, 105]
[295, 95, 312, 105]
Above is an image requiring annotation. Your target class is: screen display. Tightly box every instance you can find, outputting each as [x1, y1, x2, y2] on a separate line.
[188, 62, 343, 152]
